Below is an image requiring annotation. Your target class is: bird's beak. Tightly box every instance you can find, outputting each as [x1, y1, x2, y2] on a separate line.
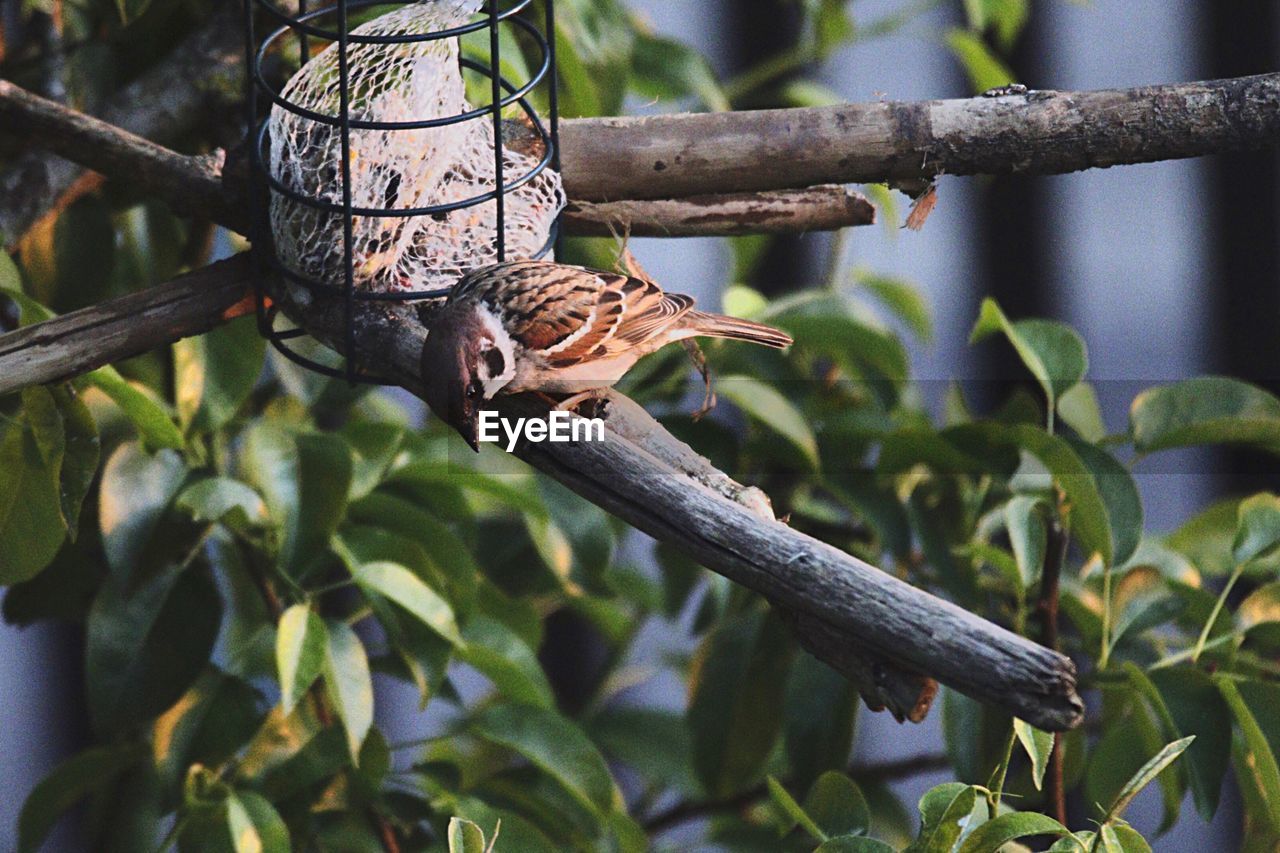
[459, 410, 480, 453]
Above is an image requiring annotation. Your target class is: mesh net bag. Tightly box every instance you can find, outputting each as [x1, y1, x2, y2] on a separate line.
[268, 1, 564, 297]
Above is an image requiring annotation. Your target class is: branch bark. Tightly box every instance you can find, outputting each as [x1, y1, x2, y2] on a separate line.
[261, 277, 1081, 731]
[560, 72, 1280, 200]
[0, 255, 254, 393]
[0, 254, 1087, 729]
[0, 81, 873, 244]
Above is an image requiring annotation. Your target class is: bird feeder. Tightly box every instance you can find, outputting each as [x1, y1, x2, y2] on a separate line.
[242, 0, 563, 383]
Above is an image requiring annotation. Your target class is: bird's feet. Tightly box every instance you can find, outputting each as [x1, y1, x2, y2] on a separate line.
[552, 389, 610, 419]
[682, 339, 717, 421]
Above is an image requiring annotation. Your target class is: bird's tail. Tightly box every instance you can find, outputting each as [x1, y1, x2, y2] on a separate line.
[685, 311, 793, 350]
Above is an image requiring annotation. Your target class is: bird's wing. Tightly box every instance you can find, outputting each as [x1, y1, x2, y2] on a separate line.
[459, 261, 695, 368]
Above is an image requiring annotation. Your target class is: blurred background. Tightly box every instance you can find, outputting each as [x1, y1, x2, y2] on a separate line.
[2, 0, 1277, 849]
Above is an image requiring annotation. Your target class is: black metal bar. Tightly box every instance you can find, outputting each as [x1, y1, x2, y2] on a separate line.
[546, 0, 560, 258]
[254, 19, 549, 131]
[254, 0, 534, 46]
[490, 0, 506, 262]
[298, 0, 310, 62]
[243, 0, 270, 341]
[335, 0, 357, 382]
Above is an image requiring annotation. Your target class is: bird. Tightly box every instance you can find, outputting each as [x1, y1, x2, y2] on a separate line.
[420, 259, 793, 450]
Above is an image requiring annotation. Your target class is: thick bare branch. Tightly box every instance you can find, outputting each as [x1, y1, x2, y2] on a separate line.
[0, 82, 872, 242]
[560, 72, 1280, 200]
[0, 261, 1084, 728]
[0, 255, 253, 393]
[274, 286, 1079, 730]
[0, 262, 941, 722]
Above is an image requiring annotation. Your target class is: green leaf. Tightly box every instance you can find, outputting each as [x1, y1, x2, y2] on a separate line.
[630, 31, 728, 111]
[908, 783, 978, 853]
[16, 742, 145, 853]
[98, 441, 187, 578]
[177, 476, 269, 530]
[241, 425, 352, 580]
[1218, 677, 1280, 832]
[1004, 426, 1113, 565]
[946, 29, 1017, 93]
[1013, 718, 1054, 791]
[471, 703, 616, 817]
[804, 771, 870, 838]
[784, 654, 858, 790]
[1058, 383, 1107, 442]
[587, 707, 698, 796]
[86, 562, 222, 733]
[816, 838, 897, 853]
[1105, 735, 1195, 821]
[22, 384, 99, 535]
[970, 298, 1087, 412]
[226, 792, 264, 853]
[778, 312, 910, 387]
[855, 272, 933, 342]
[347, 492, 478, 612]
[718, 376, 819, 468]
[458, 615, 554, 709]
[688, 608, 794, 797]
[351, 560, 464, 647]
[1004, 496, 1046, 589]
[322, 618, 374, 760]
[1130, 377, 1280, 454]
[152, 668, 264, 790]
[86, 366, 184, 450]
[1233, 493, 1280, 564]
[766, 776, 827, 841]
[448, 817, 488, 853]
[957, 811, 1073, 853]
[343, 421, 405, 500]
[1068, 437, 1143, 567]
[1100, 824, 1151, 853]
[115, 0, 154, 23]
[1239, 581, 1280, 635]
[275, 605, 328, 714]
[174, 316, 264, 434]
[1149, 667, 1231, 821]
[0, 413, 68, 583]
[232, 791, 290, 853]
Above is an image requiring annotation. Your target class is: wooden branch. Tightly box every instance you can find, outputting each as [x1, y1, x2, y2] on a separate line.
[0, 79, 239, 230]
[0, 82, 871, 242]
[0, 255, 254, 394]
[11, 71, 1278, 243]
[561, 185, 874, 237]
[559, 72, 1280, 200]
[0, 5, 243, 245]
[260, 276, 1080, 731]
[0, 258, 1086, 728]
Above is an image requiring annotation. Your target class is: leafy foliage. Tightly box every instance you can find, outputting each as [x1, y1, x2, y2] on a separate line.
[2, 1, 1278, 851]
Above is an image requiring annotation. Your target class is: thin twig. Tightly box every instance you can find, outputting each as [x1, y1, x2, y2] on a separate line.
[1038, 515, 1070, 825]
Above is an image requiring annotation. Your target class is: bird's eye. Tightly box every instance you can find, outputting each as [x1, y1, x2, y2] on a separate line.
[466, 379, 484, 401]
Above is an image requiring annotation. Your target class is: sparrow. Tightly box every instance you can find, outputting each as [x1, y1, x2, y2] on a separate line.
[420, 259, 793, 450]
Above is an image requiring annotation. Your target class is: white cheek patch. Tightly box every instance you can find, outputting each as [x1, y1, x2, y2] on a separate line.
[476, 310, 516, 398]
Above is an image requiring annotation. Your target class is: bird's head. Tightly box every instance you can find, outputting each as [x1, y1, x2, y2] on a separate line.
[420, 302, 511, 452]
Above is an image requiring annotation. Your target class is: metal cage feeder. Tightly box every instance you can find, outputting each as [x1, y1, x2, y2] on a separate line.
[242, 0, 561, 384]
